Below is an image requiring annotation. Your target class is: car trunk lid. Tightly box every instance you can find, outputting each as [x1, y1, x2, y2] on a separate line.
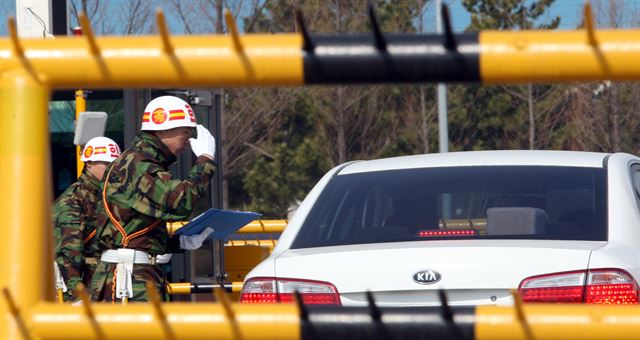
[274, 240, 605, 306]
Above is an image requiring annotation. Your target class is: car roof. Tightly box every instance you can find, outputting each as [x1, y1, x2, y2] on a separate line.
[339, 150, 610, 175]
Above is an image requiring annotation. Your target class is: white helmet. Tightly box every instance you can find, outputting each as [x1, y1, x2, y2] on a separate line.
[81, 136, 121, 163]
[141, 96, 197, 131]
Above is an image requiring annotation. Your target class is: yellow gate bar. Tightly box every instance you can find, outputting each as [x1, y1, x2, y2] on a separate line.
[167, 220, 287, 237]
[480, 30, 640, 83]
[27, 302, 300, 340]
[19, 301, 640, 340]
[0, 69, 52, 339]
[237, 220, 287, 233]
[0, 33, 305, 88]
[166, 282, 244, 295]
[476, 304, 640, 340]
[2, 25, 640, 87]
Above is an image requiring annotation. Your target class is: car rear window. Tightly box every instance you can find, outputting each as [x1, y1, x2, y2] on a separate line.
[291, 166, 607, 248]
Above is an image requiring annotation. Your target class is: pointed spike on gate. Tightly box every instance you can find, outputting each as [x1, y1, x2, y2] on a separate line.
[76, 283, 93, 311]
[6, 16, 41, 81]
[2, 287, 20, 319]
[368, 3, 387, 52]
[225, 9, 244, 53]
[214, 287, 244, 339]
[583, 1, 598, 46]
[511, 289, 534, 340]
[78, 12, 101, 57]
[295, 9, 314, 52]
[75, 283, 107, 339]
[511, 289, 527, 322]
[292, 290, 309, 321]
[213, 287, 234, 317]
[441, 4, 457, 51]
[7, 17, 25, 57]
[437, 289, 454, 322]
[146, 281, 175, 340]
[439, 289, 468, 340]
[365, 291, 382, 321]
[156, 9, 174, 55]
[3, 287, 33, 340]
[146, 281, 163, 311]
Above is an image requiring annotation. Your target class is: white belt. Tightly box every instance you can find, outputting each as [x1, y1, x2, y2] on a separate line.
[100, 249, 155, 265]
[54, 262, 67, 292]
[100, 249, 154, 299]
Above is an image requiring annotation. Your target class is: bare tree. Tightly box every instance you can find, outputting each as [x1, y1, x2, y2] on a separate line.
[69, 0, 154, 35]
[223, 88, 297, 176]
[169, 0, 264, 34]
[587, 0, 630, 152]
[415, 0, 433, 153]
[69, 0, 105, 31]
[121, 1, 153, 35]
[299, 0, 432, 165]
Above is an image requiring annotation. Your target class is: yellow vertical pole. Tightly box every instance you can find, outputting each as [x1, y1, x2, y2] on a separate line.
[0, 69, 52, 339]
[75, 89, 86, 177]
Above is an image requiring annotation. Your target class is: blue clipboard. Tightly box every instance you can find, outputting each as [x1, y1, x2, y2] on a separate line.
[174, 208, 262, 239]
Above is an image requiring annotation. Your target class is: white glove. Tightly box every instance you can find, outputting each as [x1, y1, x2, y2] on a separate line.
[179, 227, 214, 250]
[189, 124, 216, 159]
[155, 253, 173, 264]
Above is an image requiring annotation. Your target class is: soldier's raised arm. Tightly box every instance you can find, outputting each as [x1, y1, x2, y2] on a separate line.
[130, 156, 216, 221]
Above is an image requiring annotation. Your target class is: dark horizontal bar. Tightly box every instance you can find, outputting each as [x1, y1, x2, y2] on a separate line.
[303, 33, 480, 84]
[301, 306, 475, 340]
[51, 89, 124, 101]
[189, 283, 233, 294]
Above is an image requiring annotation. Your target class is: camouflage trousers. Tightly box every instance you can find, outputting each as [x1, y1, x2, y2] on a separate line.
[90, 261, 167, 302]
[60, 262, 97, 302]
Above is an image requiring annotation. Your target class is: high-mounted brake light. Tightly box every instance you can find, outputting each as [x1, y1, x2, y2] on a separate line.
[240, 277, 341, 305]
[418, 229, 477, 237]
[518, 269, 639, 304]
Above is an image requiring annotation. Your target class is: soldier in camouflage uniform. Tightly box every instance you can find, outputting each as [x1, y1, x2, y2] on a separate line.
[90, 96, 216, 302]
[53, 137, 121, 302]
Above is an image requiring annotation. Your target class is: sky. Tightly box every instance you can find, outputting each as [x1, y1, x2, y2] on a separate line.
[0, 0, 639, 36]
[442, 0, 640, 31]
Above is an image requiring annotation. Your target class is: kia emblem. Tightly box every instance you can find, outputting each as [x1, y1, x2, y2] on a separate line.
[413, 270, 441, 285]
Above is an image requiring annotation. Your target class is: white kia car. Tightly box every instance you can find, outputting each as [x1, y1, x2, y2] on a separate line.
[240, 151, 640, 306]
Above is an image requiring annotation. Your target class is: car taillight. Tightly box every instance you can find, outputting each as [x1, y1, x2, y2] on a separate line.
[585, 270, 639, 304]
[519, 270, 585, 303]
[240, 277, 341, 305]
[518, 269, 639, 304]
[238, 278, 279, 303]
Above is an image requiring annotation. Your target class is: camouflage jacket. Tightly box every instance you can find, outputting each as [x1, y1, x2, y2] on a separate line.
[93, 131, 216, 255]
[53, 168, 101, 301]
